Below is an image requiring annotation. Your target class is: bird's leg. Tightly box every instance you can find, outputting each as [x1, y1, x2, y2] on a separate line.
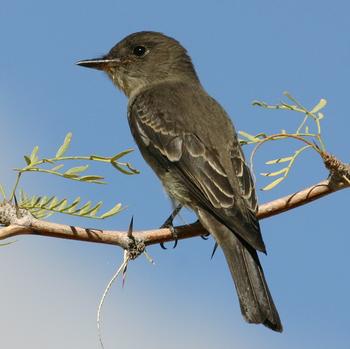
[159, 204, 182, 249]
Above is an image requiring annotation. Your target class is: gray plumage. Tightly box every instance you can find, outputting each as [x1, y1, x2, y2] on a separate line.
[77, 31, 282, 332]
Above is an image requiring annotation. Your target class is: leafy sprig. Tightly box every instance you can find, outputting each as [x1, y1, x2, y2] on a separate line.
[239, 92, 327, 190]
[19, 191, 123, 220]
[1, 132, 139, 220]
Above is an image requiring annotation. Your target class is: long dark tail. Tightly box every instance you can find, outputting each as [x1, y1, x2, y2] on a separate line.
[198, 209, 282, 332]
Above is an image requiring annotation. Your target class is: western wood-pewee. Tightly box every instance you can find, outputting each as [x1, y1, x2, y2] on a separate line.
[77, 31, 282, 332]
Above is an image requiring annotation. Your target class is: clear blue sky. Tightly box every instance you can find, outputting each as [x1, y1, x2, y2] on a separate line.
[1, 1, 349, 348]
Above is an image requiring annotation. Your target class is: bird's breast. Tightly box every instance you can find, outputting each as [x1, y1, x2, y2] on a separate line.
[160, 171, 194, 207]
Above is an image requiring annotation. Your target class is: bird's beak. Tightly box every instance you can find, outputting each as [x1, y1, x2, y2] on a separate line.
[75, 57, 121, 71]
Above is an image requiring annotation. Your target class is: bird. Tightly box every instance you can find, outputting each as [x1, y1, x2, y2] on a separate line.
[76, 31, 282, 332]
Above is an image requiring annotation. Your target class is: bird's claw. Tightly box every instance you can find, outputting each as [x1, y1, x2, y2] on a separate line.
[160, 221, 178, 249]
[159, 204, 182, 249]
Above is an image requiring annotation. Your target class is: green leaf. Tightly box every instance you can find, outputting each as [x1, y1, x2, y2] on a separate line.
[111, 162, 132, 175]
[310, 98, 327, 114]
[28, 195, 37, 206]
[79, 175, 105, 183]
[40, 196, 56, 208]
[63, 173, 79, 179]
[261, 168, 288, 177]
[18, 193, 122, 220]
[30, 146, 39, 163]
[51, 198, 68, 210]
[111, 149, 134, 161]
[30, 196, 39, 206]
[100, 203, 122, 219]
[64, 165, 89, 175]
[86, 201, 103, 216]
[125, 163, 140, 174]
[261, 177, 284, 191]
[238, 131, 260, 143]
[0, 183, 6, 199]
[24, 155, 31, 165]
[280, 103, 295, 110]
[77, 201, 92, 215]
[252, 100, 266, 107]
[79, 201, 103, 216]
[318, 112, 324, 120]
[265, 157, 293, 165]
[255, 133, 268, 139]
[42, 158, 55, 164]
[66, 197, 81, 212]
[56, 132, 72, 158]
[31, 209, 52, 219]
[29, 195, 39, 206]
[57, 199, 68, 210]
[51, 164, 64, 172]
[38, 196, 48, 206]
[47, 197, 59, 208]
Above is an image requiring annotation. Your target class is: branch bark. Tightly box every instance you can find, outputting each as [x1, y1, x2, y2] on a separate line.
[0, 176, 348, 253]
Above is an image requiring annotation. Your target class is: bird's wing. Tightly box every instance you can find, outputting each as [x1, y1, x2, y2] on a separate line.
[230, 142, 260, 226]
[129, 86, 265, 252]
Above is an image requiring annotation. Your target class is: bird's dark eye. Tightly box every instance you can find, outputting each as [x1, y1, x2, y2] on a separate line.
[133, 45, 147, 57]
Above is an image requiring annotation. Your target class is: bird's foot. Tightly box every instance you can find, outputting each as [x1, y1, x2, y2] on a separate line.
[193, 220, 210, 240]
[192, 219, 216, 258]
[159, 204, 182, 249]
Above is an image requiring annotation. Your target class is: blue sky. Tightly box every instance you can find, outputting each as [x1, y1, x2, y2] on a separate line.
[1, 1, 350, 348]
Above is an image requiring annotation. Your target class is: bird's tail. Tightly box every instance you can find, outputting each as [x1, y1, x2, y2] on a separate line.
[198, 209, 282, 332]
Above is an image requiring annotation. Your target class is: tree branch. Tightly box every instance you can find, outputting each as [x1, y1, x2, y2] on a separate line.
[0, 176, 348, 252]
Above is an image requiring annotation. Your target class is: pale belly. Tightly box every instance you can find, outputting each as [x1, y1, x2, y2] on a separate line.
[159, 171, 194, 208]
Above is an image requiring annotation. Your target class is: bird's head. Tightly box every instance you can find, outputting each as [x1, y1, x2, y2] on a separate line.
[76, 31, 198, 97]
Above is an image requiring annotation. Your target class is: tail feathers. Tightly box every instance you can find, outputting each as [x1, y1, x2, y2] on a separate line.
[198, 209, 282, 332]
[223, 235, 283, 332]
